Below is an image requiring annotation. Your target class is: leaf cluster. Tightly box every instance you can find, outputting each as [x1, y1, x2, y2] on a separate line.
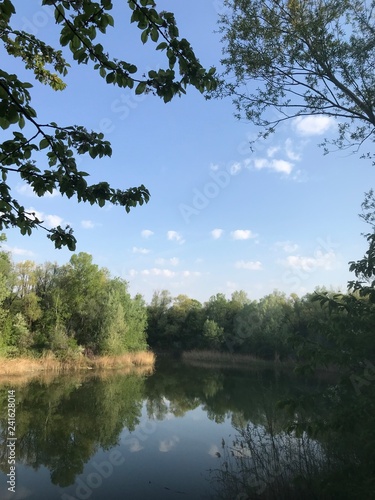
[0, 0, 218, 249]
[216, 0, 375, 150]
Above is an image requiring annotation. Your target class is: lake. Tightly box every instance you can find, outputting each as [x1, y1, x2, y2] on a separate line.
[0, 357, 354, 499]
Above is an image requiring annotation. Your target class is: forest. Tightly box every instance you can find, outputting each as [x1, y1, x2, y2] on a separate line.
[0, 240, 148, 359]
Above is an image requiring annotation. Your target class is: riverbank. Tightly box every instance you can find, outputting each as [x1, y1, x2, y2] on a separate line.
[181, 350, 287, 368]
[180, 350, 339, 378]
[0, 351, 156, 376]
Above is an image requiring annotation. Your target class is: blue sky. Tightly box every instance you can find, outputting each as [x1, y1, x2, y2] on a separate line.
[3, 0, 374, 303]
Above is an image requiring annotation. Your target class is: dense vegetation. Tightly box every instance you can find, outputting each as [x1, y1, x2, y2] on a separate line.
[0, 241, 148, 358]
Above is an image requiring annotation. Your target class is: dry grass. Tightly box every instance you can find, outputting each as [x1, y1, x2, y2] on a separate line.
[0, 351, 156, 377]
[90, 351, 155, 370]
[182, 350, 267, 365]
[181, 350, 294, 370]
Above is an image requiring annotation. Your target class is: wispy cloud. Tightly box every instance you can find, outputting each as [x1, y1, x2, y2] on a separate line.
[231, 229, 257, 240]
[167, 230, 185, 244]
[155, 257, 179, 266]
[283, 250, 336, 271]
[141, 229, 154, 238]
[275, 241, 299, 253]
[235, 260, 263, 270]
[229, 162, 242, 175]
[293, 115, 335, 136]
[129, 267, 200, 279]
[211, 228, 224, 239]
[267, 146, 280, 157]
[81, 220, 95, 229]
[182, 270, 201, 277]
[141, 268, 176, 278]
[133, 247, 151, 254]
[2, 245, 34, 257]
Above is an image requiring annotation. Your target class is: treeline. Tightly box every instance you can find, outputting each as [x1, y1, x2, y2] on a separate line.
[2, 216, 375, 372]
[0, 242, 148, 358]
[145, 288, 356, 361]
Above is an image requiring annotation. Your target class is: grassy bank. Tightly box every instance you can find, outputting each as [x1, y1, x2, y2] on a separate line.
[0, 351, 156, 376]
[181, 350, 286, 368]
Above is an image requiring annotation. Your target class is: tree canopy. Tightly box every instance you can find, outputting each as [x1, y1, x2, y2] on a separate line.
[217, 0, 375, 151]
[0, 0, 217, 249]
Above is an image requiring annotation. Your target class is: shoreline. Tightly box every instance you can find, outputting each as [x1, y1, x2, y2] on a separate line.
[0, 351, 156, 376]
[180, 349, 340, 377]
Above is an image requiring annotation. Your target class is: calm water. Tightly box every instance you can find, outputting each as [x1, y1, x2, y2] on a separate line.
[0, 358, 335, 500]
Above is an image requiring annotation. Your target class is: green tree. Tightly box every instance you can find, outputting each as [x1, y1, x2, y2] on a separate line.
[202, 318, 224, 350]
[146, 289, 172, 349]
[217, 0, 375, 152]
[101, 279, 148, 353]
[0, 235, 13, 353]
[0, 0, 217, 249]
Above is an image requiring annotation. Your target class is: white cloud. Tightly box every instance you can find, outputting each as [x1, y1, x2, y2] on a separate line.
[182, 270, 201, 277]
[141, 268, 176, 278]
[167, 230, 185, 244]
[284, 250, 336, 271]
[276, 241, 299, 253]
[254, 158, 268, 170]
[155, 257, 179, 266]
[267, 146, 280, 157]
[141, 229, 154, 238]
[231, 229, 256, 240]
[235, 260, 263, 271]
[133, 247, 150, 255]
[211, 228, 224, 239]
[45, 214, 63, 227]
[2, 245, 34, 257]
[129, 269, 138, 277]
[253, 158, 293, 175]
[271, 159, 293, 175]
[26, 208, 63, 228]
[229, 162, 242, 175]
[293, 115, 335, 136]
[81, 220, 95, 229]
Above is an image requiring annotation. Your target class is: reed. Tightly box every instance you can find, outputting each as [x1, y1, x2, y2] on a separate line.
[0, 351, 155, 376]
[180, 350, 296, 371]
[181, 350, 268, 365]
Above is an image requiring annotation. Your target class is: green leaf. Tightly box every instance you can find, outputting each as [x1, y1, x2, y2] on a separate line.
[39, 138, 49, 150]
[135, 81, 146, 95]
[141, 29, 148, 44]
[156, 42, 168, 51]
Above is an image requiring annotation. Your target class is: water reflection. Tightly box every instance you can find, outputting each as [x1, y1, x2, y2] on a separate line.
[0, 359, 347, 499]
